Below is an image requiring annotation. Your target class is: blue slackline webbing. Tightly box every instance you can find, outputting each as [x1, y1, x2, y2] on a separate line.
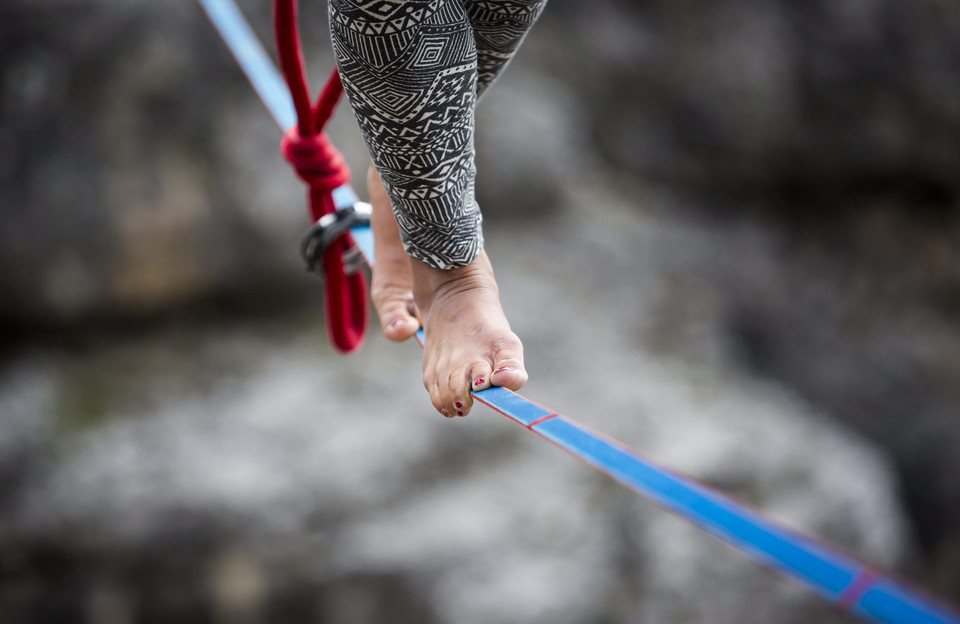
[197, 2, 960, 622]
[197, 0, 297, 131]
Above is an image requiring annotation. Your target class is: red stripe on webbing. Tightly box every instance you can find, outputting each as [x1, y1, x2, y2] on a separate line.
[527, 413, 559, 429]
[838, 568, 879, 610]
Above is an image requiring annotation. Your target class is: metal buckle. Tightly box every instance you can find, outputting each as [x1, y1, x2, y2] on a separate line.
[300, 202, 372, 276]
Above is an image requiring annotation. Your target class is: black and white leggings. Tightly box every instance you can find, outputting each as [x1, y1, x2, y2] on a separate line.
[329, 0, 547, 270]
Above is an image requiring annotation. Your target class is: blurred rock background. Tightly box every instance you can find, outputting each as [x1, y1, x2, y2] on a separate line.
[1, 0, 959, 622]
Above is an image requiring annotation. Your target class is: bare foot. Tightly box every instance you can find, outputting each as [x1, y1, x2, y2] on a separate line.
[367, 165, 420, 341]
[412, 251, 527, 418]
[367, 163, 526, 417]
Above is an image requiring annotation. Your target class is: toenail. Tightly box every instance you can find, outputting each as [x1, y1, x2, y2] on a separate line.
[455, 401, 463, 409]
[494, 367, 513, 374]
[390, 318, 405, 329]
[457, 410, 464, 416]
[474, 378, 484, 386]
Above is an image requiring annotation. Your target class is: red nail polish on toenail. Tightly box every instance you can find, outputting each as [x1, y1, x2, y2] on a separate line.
[455, 401, 463, 409]
[474, 378, 484, 386]
[457, 411, 464, 416]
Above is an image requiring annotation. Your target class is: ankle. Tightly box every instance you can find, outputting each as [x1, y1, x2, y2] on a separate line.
[411, 252, 498, 309]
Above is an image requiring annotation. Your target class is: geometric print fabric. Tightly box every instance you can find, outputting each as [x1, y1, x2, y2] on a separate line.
[329, 0, 547, 269]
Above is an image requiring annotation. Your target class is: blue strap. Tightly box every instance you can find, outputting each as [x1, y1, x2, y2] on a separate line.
[197, 2, 960, 622]
[197, 0, 297, 131]
[342, 188, 960, 624]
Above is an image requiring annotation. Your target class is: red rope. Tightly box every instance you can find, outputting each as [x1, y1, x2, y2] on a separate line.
[273, 0, 368, 353]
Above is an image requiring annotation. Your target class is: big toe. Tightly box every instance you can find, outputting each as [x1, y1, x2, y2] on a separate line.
[490, 340, 527, 391]
[374, 289, 420, 342]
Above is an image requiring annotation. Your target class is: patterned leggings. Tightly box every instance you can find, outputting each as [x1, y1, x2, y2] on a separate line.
[329, 0, 547, 269]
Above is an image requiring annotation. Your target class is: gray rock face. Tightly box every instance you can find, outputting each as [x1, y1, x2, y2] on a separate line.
[7, 0, 959, 326]
[717, 202, 960, 595]
[1, 0, 344, 327]
[0, 211, 909, 623]
[547, 0, 960, 200]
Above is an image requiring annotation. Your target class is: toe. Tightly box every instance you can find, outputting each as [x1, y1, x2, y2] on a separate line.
[468, 360, 494, 396]
[423, 371, 451, 418]
[373, 286, 420, 342]
[438, 367, 471, 417]
[382, 308, 419, 341]
[436, 356, 502, 418]
[451, 393, 469, 418]
[447, 361, 489, 417]
[490, 337, 527, 390]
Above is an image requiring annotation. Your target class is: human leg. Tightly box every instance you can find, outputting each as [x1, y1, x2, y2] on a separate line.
[329, 0, 482, 269]
[464, 0, 548, 98]
[330, 0, 527, 417]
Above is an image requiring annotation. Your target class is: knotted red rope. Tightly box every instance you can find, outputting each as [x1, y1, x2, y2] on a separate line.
[274, 0, 367, 352]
